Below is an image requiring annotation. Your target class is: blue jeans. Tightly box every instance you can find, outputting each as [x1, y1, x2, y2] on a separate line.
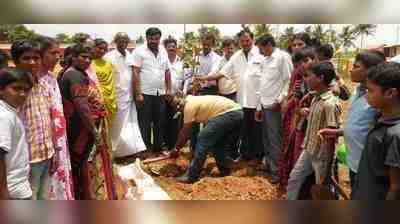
[261, 108, 282, 179]
[30, 159, 51, 200]
[188, 110, 243, 180]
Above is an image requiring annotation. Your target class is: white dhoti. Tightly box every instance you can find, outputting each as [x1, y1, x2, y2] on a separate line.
[111, 100, 146, 158]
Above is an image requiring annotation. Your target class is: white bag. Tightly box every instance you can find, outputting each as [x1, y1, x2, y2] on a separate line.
[118, 159, 171, 200]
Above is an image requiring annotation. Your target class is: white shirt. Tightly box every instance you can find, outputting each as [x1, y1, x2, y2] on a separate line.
[127, 45, 170, 96]
[104, 49, 133, 103]
[220, 46, 263, 108]
[198, 51, 221, 87]
[169, 56, 184, 94]
[0, 100, 32, 199]
[256, 48, 293, 109]
[209, 56, 236, 95]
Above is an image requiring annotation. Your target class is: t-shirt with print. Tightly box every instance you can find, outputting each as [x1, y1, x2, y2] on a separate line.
[0, 100, 32, 199]
[183, 95, 241, 124]
[353, 116, 400, 200]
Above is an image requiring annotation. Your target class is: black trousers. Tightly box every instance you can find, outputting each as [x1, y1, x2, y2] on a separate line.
[239, 108, 263, 160]
[137, 94, 166, 151]
[164, 103, 182, 150]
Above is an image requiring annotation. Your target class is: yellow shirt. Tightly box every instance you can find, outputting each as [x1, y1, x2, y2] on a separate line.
[183, 95, 241, 124]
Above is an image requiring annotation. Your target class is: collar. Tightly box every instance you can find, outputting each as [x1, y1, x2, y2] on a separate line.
[0, 99, 17, 113]
[315, 90, 334, 101]
[378, 115, 400, 125]
[201, 50, 215, 57]
[356, 84, 367, 97]
[115, 49, 129, 58]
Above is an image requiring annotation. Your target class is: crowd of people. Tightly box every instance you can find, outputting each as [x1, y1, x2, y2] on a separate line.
[0, 26, 399, 200]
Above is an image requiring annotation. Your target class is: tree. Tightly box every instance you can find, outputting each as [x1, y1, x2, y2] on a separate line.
[0, 24, 38, 43]
[198, 25, 221, 47]
[353, 24, 377, 49]
[180, 31, 201, 69]
[252, 24, 273, 39]
[278, 26, 296, 51]
[136, 35, 145, 44]
[312, 24, 329, 43]
[339, 25, 357, 51]
[71, 32, 90, 44]
[55, 33, 72, 44]
[0, 24, 18, 42]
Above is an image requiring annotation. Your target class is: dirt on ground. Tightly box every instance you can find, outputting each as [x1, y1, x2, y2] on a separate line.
[114, 78, 355, 200]
[114, 148, 351, 200]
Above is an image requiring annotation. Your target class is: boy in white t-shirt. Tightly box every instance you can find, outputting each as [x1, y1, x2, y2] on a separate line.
[0, 67, 33, 200]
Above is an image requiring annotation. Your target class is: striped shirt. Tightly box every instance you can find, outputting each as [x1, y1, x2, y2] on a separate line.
[18, 77, 55, 163]
[302, 91, 341, 158]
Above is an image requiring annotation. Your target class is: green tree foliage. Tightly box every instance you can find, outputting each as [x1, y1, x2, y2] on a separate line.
[136, 35, 145, 44]
[71, 32, 90, 44]
[0, 24, 38, 43]
[278, 26, 295, 51]
[55, 33, 72, 43]
[252, 24, 273, 39]
[339, 25, 357, 49]
[353, 24, 377, 49]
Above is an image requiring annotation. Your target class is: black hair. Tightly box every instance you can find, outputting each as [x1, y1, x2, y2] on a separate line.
[58, 46, 74, 79]
[257, 34, 276, 47]
[236, 28, 254, 40]
[293, 47, 316, 63]
[94, 38, 108, 47]
[310, 61, 336, 86]
[145, 27, 162, 38]
[367, 62, 400, 95]
[10, 40, 41, 63]
[293, 32, 321, 49]
[0, 67, 33, 90]
[163, 36, 177, 47]
[70, 43, 93, 58]
[221, 38, 235, 48]
[355, 50, 386, 69]
[36, 36, 59, 57]
[316, 44, 334, 60]
[0, 50, 9, 69]
[201, 32, 216, 45]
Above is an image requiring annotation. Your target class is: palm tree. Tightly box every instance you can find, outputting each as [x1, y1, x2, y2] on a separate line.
[278, 26, 296, 51]
[252, 24, 273, 39]
[312, 24, 328, 43]
[353, 24, 377, 49]
[339, 25, 357, 52]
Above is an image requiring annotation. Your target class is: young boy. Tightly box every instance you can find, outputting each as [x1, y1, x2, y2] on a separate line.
[286, 62, 341, 200]
[0, 67, 33, 200]
[318, 51, 385, 196]
[11, 39, 56, 200]
[353, 62, 400, 200]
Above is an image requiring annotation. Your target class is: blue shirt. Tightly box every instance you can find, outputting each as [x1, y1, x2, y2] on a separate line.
[343, 85, 378, 172]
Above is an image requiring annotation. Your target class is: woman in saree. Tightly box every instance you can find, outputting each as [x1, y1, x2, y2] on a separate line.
[92, 38, 118, 126]
[58, 43, 116, 200]
[279, 32, 317, 190]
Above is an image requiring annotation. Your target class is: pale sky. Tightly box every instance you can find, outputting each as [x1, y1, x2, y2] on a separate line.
[25, 24, 400, 48]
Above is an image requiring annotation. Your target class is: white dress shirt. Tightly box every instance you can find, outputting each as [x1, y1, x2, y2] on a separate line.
[169, 56, 184, 94]
[127, 45, 170, 96]
[104, 49, 133, 103]
[198, 50, 221, 87]
[209, 56, 236, 95]
[219, 46, 263, 108]
[256, 48, 294, 109]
